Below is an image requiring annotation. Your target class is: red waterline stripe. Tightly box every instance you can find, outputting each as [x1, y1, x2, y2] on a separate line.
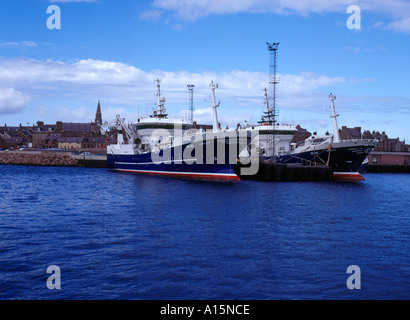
[333, 172, 365, 181]
[115, 169, 241, 181]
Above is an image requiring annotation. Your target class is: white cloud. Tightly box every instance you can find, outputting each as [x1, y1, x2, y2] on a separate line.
[142, 0, 410, 33]
[0, 88, 30, 115]
[387, 17, 410, 34]
[49, 0, 98, 3]
[0, 57, 380, 128]
[280, 72, 346, 94]
[139, 9, 163, 21]
[35, 105, 49, 116]
[0, 58, 347, 97]
[142, 0, 305, 20]
[0, 41, 38, 49]
[0, 58, 147, 88]
[1, 57, 408, 138]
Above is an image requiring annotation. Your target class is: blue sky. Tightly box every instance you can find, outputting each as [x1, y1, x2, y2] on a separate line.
[1, 0, 410, 140]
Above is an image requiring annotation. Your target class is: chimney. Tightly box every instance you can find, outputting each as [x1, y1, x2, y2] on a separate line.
[56, 121, 63, 132]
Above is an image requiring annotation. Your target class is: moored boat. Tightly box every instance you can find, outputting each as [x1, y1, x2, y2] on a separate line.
[105, 80, 249, 181]
[276, 93, 377, 181]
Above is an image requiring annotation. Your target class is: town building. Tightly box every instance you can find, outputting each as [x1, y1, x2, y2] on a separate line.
[337, 126, 409, 166]
[82, 136, 115, 150]
[58, 137, 83, 150]
[0, 124, 33, 149]
[1, 100, 116, 152]
[292, 125, 311, 144]
[369, 152, 410, 166]
[32, 122, 57, 148]
[339, 126, 363, 140]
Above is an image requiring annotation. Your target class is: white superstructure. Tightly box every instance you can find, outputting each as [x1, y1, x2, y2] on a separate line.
[239, 88, 296, 158]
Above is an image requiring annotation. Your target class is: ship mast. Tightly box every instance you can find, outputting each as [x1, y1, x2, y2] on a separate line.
[209, 81, 220, 133]
[266, 42, 279, 125]
[187, 84, 195, 124]
[264, 87, 269, 114]
[329, 93, 340, 143]
[154, 78, 167, 118]
[259, 87, 275, 124]
[266, 42, 280, 158]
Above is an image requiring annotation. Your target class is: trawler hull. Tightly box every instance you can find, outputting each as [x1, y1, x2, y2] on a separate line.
[107, 154, 239, 181]
[277, 140, 376, 181]
[107, 137, 242, 181]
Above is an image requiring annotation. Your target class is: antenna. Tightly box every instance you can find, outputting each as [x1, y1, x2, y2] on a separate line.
[209, 81, 220, 133]
[266, 42, 280, 124]
[155, 77, 161, 96]
[329, 93, 340, 143]
[266, 42, 280, 158]
[187, 84, 195, 124]
[154, 78, 167, 118]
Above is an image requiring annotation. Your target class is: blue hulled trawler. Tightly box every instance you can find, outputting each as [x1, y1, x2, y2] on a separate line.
[105, 80, 250, 181]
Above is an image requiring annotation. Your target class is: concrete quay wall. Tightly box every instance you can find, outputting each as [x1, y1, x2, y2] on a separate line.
[0, 150, 107, 167]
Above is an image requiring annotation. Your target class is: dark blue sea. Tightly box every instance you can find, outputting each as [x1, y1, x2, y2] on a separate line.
[0, 165, 409, 300]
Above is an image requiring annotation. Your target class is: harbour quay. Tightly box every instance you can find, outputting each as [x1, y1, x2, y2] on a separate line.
[0, 150, 106, 168]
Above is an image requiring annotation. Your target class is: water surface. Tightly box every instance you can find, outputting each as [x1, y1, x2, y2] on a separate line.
[0, 165, 408, 299]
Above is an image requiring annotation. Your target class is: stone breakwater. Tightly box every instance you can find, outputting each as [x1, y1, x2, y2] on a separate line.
[0, 152, 79, 166]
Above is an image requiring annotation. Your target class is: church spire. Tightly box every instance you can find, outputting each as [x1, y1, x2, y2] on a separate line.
[95, 99, 102, 125]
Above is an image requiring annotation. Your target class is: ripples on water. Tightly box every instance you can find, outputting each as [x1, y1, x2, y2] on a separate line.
[0, 165, 408, 299]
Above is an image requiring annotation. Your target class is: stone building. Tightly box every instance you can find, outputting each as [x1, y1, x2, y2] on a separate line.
[33, 100, 109, 150]
[339, 126, 363, 140]
[292, 125, 311, 144]
[370, 131, 406, 152]
[1, 100, 117, 151]
[32, 122, 57, 148]
[44, 134, 62, 149]
[368, 152, 410, 165]
[338, 126, 407, 153]
[58, 137, 84, 149]
[82, 136, 116, 149]
[0, 124, 33, 149]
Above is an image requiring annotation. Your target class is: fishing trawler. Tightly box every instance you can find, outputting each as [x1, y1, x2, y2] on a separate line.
[105, 80, 250, 181]
[276, 93, 377, 181]
[239, 88, 296, 159]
